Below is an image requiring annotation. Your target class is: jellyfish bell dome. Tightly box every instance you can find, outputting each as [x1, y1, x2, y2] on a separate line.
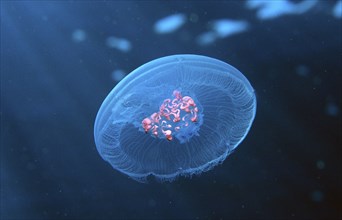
[94, 54, 256, 182]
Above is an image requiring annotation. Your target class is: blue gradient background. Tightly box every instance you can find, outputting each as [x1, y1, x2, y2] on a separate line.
[1, 1, 341, 219]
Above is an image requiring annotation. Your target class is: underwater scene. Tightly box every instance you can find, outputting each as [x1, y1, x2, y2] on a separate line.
[1, 0, 341, 219]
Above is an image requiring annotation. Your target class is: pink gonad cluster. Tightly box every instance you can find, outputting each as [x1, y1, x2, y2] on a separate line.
[142, 90, 199, 141]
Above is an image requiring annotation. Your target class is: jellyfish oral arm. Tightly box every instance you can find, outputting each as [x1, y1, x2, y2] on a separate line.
[142, 90, 199, 142]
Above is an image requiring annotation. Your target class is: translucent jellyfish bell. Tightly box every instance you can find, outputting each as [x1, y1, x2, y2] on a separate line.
[94, 54, 257, 183]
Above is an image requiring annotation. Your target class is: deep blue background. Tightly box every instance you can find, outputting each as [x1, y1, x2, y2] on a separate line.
[1, 1, 341, 219]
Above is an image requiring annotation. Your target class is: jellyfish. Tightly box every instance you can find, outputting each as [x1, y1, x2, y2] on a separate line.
[94, 54, 257, 182]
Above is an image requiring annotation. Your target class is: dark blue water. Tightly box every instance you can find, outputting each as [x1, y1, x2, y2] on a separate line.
[1, 1, 341, 219]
